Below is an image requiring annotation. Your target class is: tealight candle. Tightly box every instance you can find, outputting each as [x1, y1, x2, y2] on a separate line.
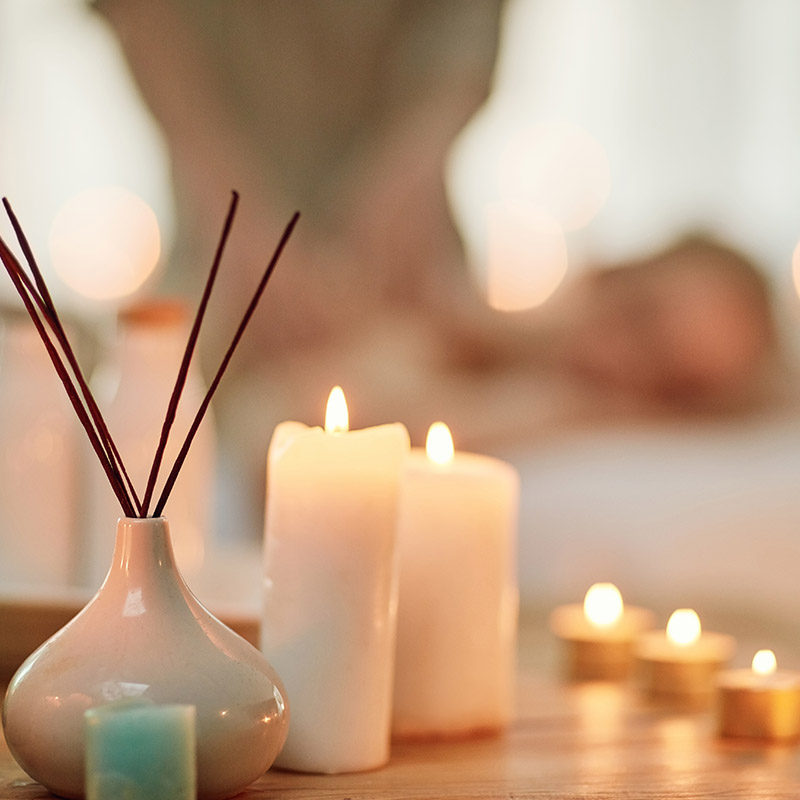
[84, 701, 195, 800]
[548, 583, 655, 680]
[718, 650, 800, 741]
[392, 422, 519, 738]
[635, 608, 735, 697]
[261, 386, 410, 773]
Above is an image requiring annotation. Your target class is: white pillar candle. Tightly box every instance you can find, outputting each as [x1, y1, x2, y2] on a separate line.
[261, 386, 410, 773]
[392, 422, 519, 738]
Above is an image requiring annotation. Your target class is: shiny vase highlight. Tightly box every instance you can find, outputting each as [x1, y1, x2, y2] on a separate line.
[2, 517, 288, 799]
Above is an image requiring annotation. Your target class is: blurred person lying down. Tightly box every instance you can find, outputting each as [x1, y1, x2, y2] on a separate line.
[550, 234, 780, 413]
[96, 1, 787, 537]
[433, 232, 782, 421]
[203, 230, 785, 539]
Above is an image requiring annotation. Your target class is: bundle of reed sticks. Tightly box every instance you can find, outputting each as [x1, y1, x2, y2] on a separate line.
[0, 191, 298, 518]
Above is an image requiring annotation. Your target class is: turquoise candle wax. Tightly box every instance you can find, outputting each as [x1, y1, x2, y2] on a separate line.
[84, 702, 196, 800]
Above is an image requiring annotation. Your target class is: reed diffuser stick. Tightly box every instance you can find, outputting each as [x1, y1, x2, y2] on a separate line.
[0, 195, 298, 519]
[0, 236, 136, 515]
[141, 191, 239, 516]
[153, 211, 299, 516]
[2, 199, 142, 514]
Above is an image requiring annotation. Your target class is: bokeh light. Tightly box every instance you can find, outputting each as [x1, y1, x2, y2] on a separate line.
[49, 186, 161, 302]
[486, 202, 567, 311]
[499, 120, 611, 232]
[791, 240, 800, 299]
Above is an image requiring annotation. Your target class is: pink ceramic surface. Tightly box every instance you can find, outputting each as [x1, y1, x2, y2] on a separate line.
[2, 517, 288, 799]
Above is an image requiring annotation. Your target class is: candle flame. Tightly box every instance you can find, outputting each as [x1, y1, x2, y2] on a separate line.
[752, 649, 777, 676]
[426, 421, 454, 465]
[666, 609, 701, 647]
[583, 582, 624, 628]
[324, 386, 349, 433]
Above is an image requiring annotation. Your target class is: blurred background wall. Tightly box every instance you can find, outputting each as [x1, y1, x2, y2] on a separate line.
[2, 0, 800, 619]
[5, 1, 800, 311]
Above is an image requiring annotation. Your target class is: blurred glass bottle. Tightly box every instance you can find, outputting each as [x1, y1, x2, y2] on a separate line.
[84, 299, 214, 590]
[0, 316, 79, 588]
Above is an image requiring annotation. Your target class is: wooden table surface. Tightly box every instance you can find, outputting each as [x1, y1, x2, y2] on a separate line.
[2, 614, 800, 799]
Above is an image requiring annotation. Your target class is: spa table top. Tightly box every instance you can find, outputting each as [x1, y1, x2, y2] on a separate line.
[2, 615, 800, 799]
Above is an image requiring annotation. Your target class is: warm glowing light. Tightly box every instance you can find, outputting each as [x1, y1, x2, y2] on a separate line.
[666, 609, 701, 647]
[752, 649, 777, 676]
[499, 120, 611, 232]
[583, 583, 624, 628]
[486, 202, 567, 311]
[792, 241, 800, 300]
[49, 186, 161, 302]
[426, 422, 455, 465]
[324, 386, 349, 433]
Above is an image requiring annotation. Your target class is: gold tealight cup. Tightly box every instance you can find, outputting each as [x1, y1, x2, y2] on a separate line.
[549, 583, 655, 681]
[718, 650, 800, 742]
[635, 608, 735, 700]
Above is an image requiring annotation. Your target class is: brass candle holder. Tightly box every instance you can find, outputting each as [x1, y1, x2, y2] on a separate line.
[550, 583, 655, 681]
[718, 650, 800, 742]
[635, 608, 735, 699]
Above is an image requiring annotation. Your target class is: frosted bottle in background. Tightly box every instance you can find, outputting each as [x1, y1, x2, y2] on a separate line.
[84, 300, 214, 590]
[0, 318, 79, 588]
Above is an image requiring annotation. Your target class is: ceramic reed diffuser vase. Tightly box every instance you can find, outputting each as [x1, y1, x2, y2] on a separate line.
[2, 516, 288, 799]
[0, 194, 300, 799]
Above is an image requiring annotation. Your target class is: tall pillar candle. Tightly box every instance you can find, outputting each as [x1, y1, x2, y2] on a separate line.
[262, 387, 410, 773]
[392, 422, 519, 738]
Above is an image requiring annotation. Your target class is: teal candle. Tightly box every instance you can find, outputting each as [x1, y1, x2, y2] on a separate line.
[85, 701, 196, 800]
